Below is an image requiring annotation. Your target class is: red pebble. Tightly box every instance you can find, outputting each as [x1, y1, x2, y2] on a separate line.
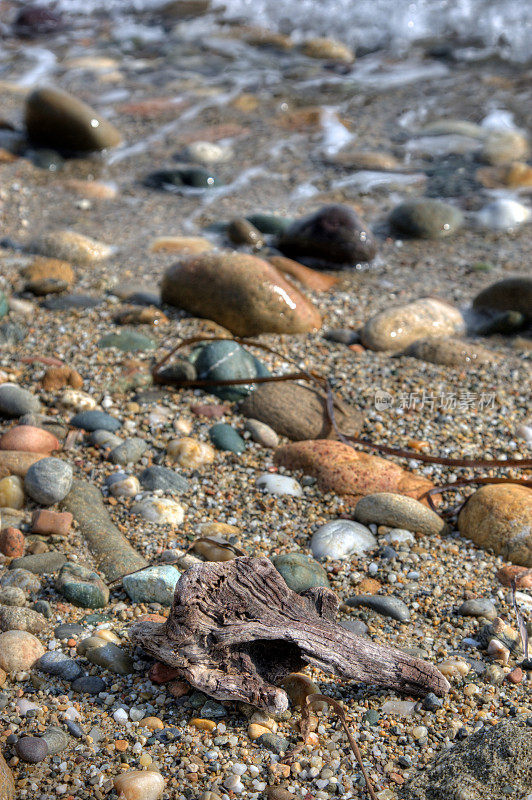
[32, 509, 73, 537]
[0, 527, 25, 558]
[148, 662, 181, 684]
[168, 680, 190, 698]
[506, 667, 524, 684]
[191, 404, 230, 419]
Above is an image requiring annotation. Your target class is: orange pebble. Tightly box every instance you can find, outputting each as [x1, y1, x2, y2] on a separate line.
[141, 717, 165, 731]
[115, 740, 128, 752]
[189, 718, 216, 732]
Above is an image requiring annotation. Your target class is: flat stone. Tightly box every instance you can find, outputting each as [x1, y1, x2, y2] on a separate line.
[36, 651, 82, 681]
[256, 732, 289, 754]
[98, 330, 156, 352]
[71, 675, 106, 694]
[42, 294, 103, 310]
[346, 594, 411, 622]
[70, 411, 121, 432]
[0, 384, 40, 417]
[61, 480, 148, 582]
[0, 587, 26, 607]
[240, 382, 363, 442]
[24, 457, 73, 505]
[54, 623, 85, 639]
[354, 493, 448, 536]
[56, 562, 109, 608]
[139, 466, 188, 494]
[339, 619, 368, 636]
[402, 337, 497, 367]
[272, 552, 330, 593]
[123, 565, 181, 606]
[9, 551, 67, 575]
[145, 166, 222, 190]
[311, 520, 376, 560]
[256, 474, 302, 496]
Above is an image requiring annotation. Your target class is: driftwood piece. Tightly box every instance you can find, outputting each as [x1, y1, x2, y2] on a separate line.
[131, 557, 449, 713]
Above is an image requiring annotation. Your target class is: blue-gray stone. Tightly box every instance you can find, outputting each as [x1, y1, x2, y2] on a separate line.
[54, 623, 85, 639]
[71, 675, 106, 694]
[9, 551, 67, 574]
[31, 600, 52, 618]
[36, 652, 82, 681]
[109, 437, 148, 465]
[0, 383, 40, 417]
[123, 565, 181, 606]
[200, 700, 227, 719]
[272, 552, 329, 593]
[209, 423, 245, 454]
[194, 340, 268, 402]
[98, 330, 156, 353]
[42, 294, 102, 311]
[340, 619, 368, 636]
[24, 457, 73, 505]
[0, 322, 26, 345]
[70, 410, 121, 432]
[139, 465, 188, 493]
[346, 594, 411, 622]
[458, 598, 497, 620]
[66, 720, 84, 738]
[56, 563, 109, 608]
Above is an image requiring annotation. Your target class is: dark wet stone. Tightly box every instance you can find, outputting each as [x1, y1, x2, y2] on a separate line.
[13, 5, 64, 37]
[227, 218, 264, 247]
[54, 622, 85, 639]
[61, 480, 147, 582]
[272, 552, 329, 593]
[37, 652, 82, 681]
[277, 203, 377, 268]
[9, 551, 67, 575]
[424, 155, 480, 198]
[42, 294, 103, 310]
[0, 384, 40, 417]
[422, 692, 443, 711]
[346, 594, 411, 622]
[127, 291, 161, 307]
[15, 736, 48, 763]
[158, 358, 197, 383]
[473, 277, 532, 319]
[70, 410, 121, 433]
[362, 709, 380, 725]
[56, 562, 109, 608]
[194, 340, 267, 401]
[31, 600, 52, 618]
[26, 148, 64, 172]
[65, 720, 84, 738]
[144, 167, 222, 190]
[139, 466, 188, 494]
[208, 423, 246, 454]
[477, 310, 526, 335]
[71, 675, 106, 694]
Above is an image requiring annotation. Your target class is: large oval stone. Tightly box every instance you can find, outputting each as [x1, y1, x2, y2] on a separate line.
[0, 425, 60, 454]
[472, 277, 532, 318]
[25, 87, 123, 152]
[458, 484, 532, 566]
[160, 252, 321, 336]
[361, 298, 464, 351]
[277, 204, 377, 267]
[389, 199, 463, 238]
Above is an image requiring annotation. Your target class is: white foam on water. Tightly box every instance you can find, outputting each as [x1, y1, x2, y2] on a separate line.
[45, 0, 532, 62]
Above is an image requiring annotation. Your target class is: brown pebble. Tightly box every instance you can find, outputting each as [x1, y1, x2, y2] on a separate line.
[191, 404, 230, 419]
[41, 366, 83, 392]
[506, 667, 524, 684]
[0, 426, 60, 455]
[32, 509, 73, 537]
[190, 718, 216, 732]
[0, 527, 25, 558]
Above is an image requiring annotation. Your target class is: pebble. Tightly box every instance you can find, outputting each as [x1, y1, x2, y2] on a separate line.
[278, 203, 376, 267]
[131, 496, 185, 525]
[473, 276, 532, 319]
[0, 630, 45, 671]
[244, 419, 279, 448]
[194, 339, 266, 402]
[381, 700, 416, 716]
[56, 562, 109, 608]
[354, 493, 448, 536]
[91, 430, 123, 449]
[301, 36, 354, 62]
[41, 726, 69, 756]
[256, 474, 303, 497]
[0, 606, 46, 633]
[0, 425, 59, 455]
[139, 466, 189, 494]
[389, 198, 464, 238]
[182, 140, 232, 164]
[346, 594, 411, 622]
[145, 166, 222, 190]
[113, 770, 165, 800]
[108, 474, 140, 498]
[0, 587, 25, 606]
[109, 437, 148, 465]
[1, 568, 41, 595]
[340, 619, 368, 636]
[70, 410, 121, 432]
[383, 528, 415, 545]
[32, 230, 112, 265]
[209, 424, 246, 454]
[256, 732, 289, 754]
[15, 736, 48, 764]
[361, 297, 465, 352]
[476, 198, 530, 230]
[123, 565, 181, 606]
[24, 457, 73, 505]
[32, 509, 73, 536]
[166, 438, 215, 468]
[36, 651, 82, 681]
[422, 692, 443, 711]
[98, 330, 156, 353]
[227, 218, 264, 248]
[54, 622, 85, 639]
[10, 551, 67, 574]
[0, 384, 40, 417]
[71, 675, 106, 694]
[458, 598, 497, 620]
[0, 527, 25, 557]
[161, 251, 320, 336]
[83, 640, 133, 674]
[310, 520, 377, 559]
[0, 476, 24, 509]
[272, 552, 330, 592]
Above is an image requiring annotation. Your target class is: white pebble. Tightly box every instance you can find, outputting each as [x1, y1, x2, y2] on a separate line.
[256, 474, 303, 497]
[113, 708, 129, 724]
[476, 198, 530, 231]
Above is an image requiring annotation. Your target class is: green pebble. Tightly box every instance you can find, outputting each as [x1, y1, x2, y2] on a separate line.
[209, 423, 245, 454]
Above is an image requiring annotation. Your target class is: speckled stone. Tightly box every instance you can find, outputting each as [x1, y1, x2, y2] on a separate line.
[24, 457, 73, 505]
[15, 736, 48, 764]
[9, 551, 67, 575]
[109, 437, 148, 465]
[56, 562, 109, 608]
[98, 330, 156, 352]
[123, 565, 181, 606]
[41, 727, 69, 756]
[139, 466, 188, 494]
[256, 474, 303, 496]
[36, 651, 82, 680]
[354, 492, 449, 536]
